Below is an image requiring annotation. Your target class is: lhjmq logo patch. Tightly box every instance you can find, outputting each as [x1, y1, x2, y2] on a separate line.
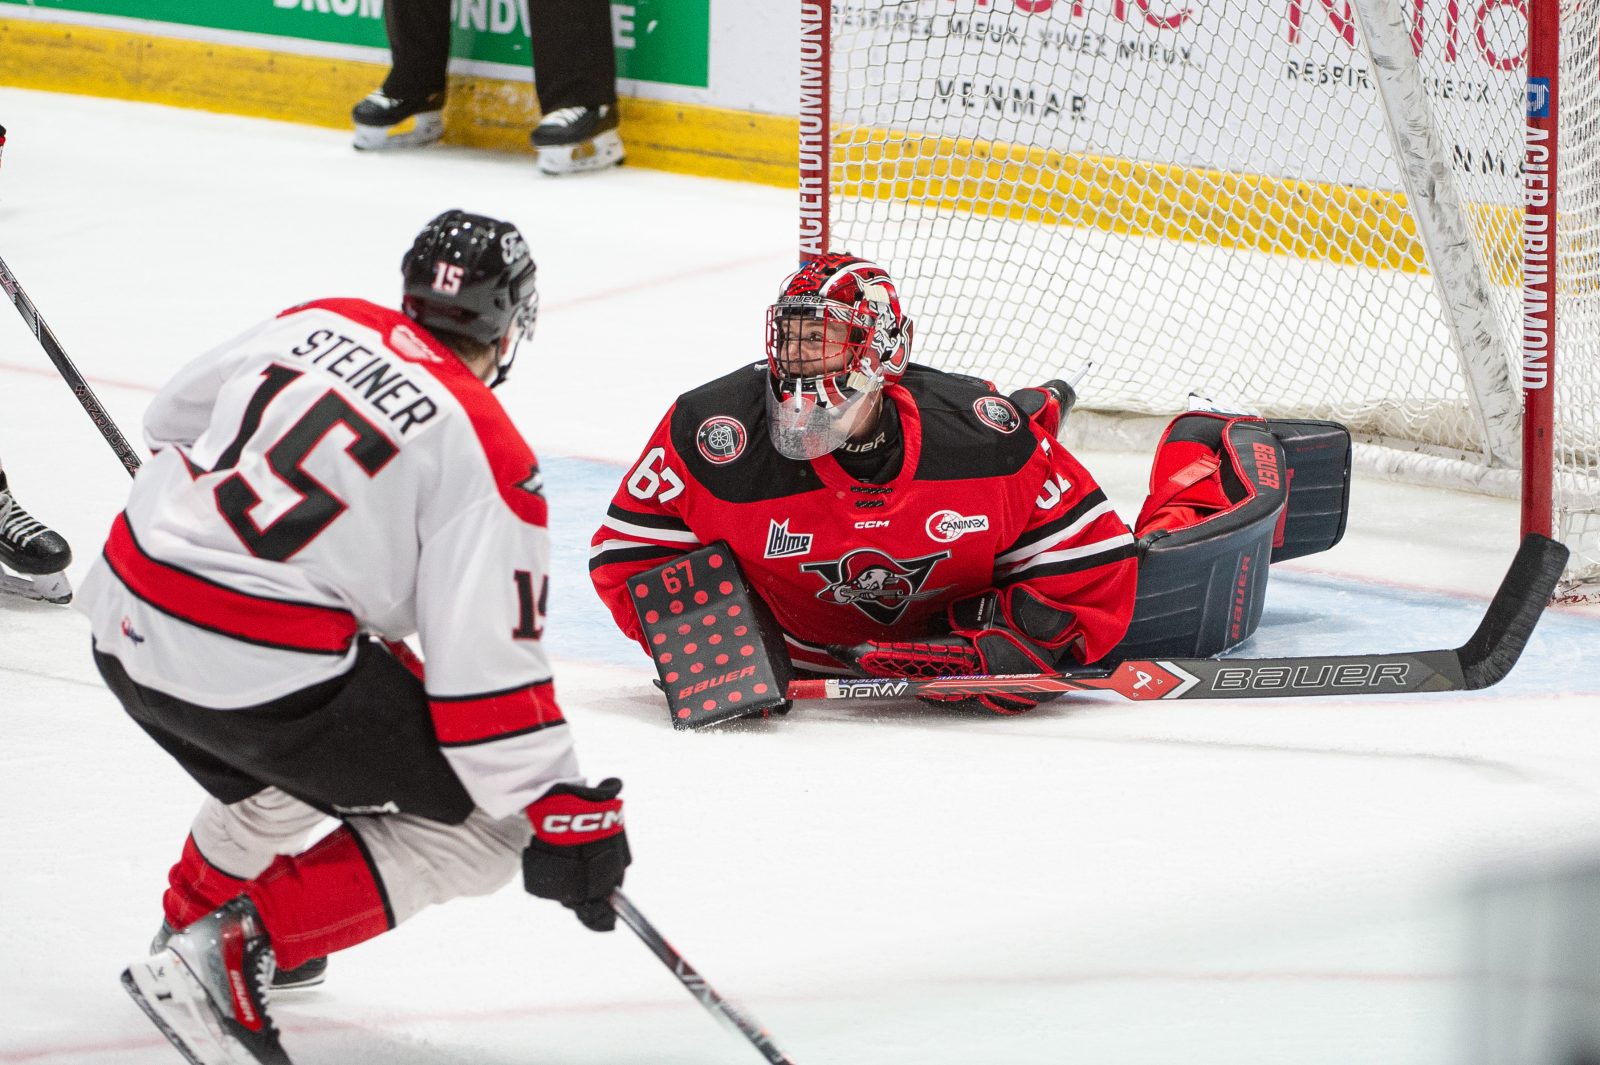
[973, 396, 1020, 434]
[696, 416, 747, 464]
[764, 518, 813, 559]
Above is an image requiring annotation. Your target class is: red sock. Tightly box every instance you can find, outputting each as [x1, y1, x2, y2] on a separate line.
[244, 827, 391, 970]
[164, 835, 249, 930]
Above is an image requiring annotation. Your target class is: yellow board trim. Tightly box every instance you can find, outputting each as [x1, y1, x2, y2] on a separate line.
[836, 130, 1521, 281]
[1, 17, 1519, 277]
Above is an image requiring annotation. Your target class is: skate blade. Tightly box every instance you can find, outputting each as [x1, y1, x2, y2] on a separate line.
[352, 111, 443, 152]
[122, 953, 279, 1065]
[0, 569, 71, 604]
[534, 129, 625, 175]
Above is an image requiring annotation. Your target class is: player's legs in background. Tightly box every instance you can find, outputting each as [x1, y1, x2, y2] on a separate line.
[352, 0, 449, 150]
[528, 0, 623, 174]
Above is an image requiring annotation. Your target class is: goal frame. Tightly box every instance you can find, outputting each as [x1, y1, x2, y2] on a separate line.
[797, 0, 1572, 584]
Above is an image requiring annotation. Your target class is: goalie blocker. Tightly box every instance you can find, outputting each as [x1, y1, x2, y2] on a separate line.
[629, 546, 794, 729]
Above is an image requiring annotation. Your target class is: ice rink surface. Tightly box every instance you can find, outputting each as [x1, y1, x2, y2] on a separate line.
[3, 88, 1600, 1065]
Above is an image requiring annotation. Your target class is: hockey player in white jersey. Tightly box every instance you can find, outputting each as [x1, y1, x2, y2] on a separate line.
[77, 210, 632, 1065]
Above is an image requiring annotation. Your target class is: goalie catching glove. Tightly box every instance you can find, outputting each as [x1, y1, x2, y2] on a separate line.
[835, 588, 1080, 714]
[523, 778, 631, 931]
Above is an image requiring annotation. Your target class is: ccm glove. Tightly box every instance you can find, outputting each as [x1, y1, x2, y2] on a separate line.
[523, 778, 631, 931]
[835, 590, 1068, 715]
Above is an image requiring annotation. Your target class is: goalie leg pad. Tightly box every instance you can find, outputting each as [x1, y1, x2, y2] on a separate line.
[1115, 413, 1289, 661]
[1264, 419, 1352, 562]
[629, 543, 795, 729]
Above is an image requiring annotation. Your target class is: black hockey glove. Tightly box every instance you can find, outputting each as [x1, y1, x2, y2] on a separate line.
[835, 590, 1071, 715]
[523, 778, 631, 932]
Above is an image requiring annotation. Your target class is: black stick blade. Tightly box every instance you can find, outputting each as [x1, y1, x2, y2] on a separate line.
[1457, 533, 1569, 690]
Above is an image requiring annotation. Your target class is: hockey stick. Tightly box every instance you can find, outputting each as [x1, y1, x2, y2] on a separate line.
[791, 532, 1568, 704]
[610, 890, 799, 1065]
[0, 252, 142, 476]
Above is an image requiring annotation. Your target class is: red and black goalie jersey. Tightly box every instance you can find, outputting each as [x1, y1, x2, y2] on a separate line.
[590, 363, 1138, 674]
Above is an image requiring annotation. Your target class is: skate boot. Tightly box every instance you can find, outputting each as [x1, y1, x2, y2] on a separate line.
[530, 104, 624, 176]
[154, 921, 328, 991]
[351, 89, 445, 151]
[0, 470, 72, 604]
[123, 897, 292, 1065]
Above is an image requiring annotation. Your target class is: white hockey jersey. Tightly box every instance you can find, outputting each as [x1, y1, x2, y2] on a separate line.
[77, 298, 581, 820]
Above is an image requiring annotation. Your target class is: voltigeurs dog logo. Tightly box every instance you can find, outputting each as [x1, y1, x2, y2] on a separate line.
[973, 396, 1020, 434]
[696, 416, 747, 464]
[925, 509, 990, 543]
[801, 548, 951, 625]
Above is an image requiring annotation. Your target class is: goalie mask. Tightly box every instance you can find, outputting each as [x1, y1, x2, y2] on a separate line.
[401, 209, 539, 388]
[764, 254, 913, 460]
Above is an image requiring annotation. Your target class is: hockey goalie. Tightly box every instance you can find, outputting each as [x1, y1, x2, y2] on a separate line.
[589, 254, 1351, 725]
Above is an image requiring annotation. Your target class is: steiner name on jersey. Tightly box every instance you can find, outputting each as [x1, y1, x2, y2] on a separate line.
[288, 326, 440, 435]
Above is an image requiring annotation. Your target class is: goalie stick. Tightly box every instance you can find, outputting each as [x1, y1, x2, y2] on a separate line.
[791, 532, 1568, 705]
[0, 252, 142, 477]
[611, 890, 799, 1065]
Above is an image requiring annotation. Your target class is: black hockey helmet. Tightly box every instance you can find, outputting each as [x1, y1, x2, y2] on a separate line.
[401, 209, 538, 387]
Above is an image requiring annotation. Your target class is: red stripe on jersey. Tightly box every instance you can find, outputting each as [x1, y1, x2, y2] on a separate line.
[430, 680, 565, 745]
[104, 513, 359, 654]
[282, 298, 549, 528]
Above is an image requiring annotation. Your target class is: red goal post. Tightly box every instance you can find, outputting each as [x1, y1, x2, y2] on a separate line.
[1523, 0, 1557, 544]
[800, 0, 1600, 603]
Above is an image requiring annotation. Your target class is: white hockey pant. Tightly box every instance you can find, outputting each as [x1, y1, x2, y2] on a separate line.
[190, 788, 531, 925]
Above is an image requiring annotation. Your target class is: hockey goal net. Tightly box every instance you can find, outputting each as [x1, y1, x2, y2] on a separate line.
[801, 0, 1600, 601]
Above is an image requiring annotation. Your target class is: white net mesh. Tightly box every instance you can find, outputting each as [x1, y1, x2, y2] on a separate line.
[825, 0, 1600, 594]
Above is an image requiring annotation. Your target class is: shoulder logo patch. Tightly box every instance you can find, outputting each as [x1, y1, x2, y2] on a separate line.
[973, 396, 1021, 434]
[515, 465, 545, 497]
[390, 322, 443, 363]
[696, 416, 748, 465]
[925, 510, 990, 543]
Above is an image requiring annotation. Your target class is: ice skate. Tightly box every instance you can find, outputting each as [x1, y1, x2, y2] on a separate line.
[154, 921, 327, 991]
[351, 90, 445, 151]
[0, 470, 72, 604]
[530, 104, 624, 175]
[123, 898, 292, 1065]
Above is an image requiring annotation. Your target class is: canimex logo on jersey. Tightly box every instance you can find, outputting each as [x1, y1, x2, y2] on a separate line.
[925, 510, 990, 543]
[800, 548, 951, 625]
